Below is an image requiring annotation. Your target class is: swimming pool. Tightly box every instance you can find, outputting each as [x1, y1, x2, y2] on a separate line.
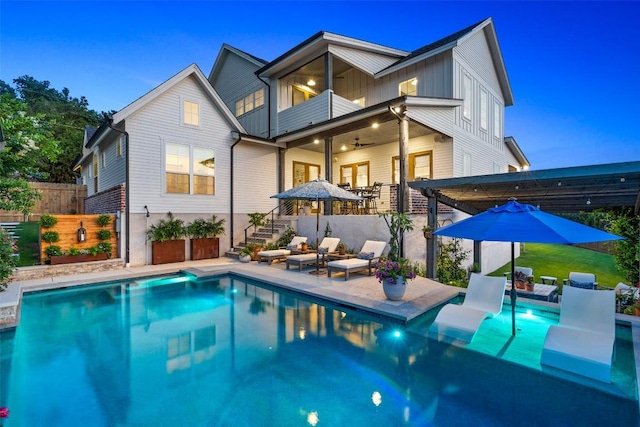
[1, 273, 638, 426]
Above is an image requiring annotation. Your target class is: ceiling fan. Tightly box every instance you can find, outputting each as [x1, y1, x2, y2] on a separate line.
[351, 137, 375, 149]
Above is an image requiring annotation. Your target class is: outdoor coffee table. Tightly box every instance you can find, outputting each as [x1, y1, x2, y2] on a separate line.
[505, 283, 559, 303]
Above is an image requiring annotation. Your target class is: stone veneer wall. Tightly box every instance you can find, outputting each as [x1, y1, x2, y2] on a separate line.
[13, 258, 125, 281]
[85, 184, 125, 214]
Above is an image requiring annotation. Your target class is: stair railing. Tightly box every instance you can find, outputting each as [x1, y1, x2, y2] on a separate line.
[242, 199, 297, 246]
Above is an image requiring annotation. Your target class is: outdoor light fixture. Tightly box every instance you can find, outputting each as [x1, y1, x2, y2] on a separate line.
[372, 122, 379, 129]
[313, 139, 319, 144]
[341, 144, 347, 151]
[77, 222, 86, 243]
[144, 205, 150, 218]
[307, 79, 316, 86]
[587, 198, 591, 205]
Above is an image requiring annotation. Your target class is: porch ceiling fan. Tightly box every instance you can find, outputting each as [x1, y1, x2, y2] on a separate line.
[351, 137, 375, 149]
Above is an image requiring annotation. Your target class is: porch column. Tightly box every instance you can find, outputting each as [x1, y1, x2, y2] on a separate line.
[324, 137, 333, 215]
[473, 241, 482, 272]
[398, 112, 410, 213]
[324, 52, 333, 91]
[426, 193, 438, 279]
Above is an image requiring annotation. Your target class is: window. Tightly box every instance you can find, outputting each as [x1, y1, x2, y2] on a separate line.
[165, 143, 190, 194]
[293, 161, 321, 187]
[165, 143, 215, 195]
[399, 78, 417, 96]
[463, 74, 472, 120]
[193, 147, 215, 195]
[183, 101, 199, 126]
[463, 151, 472, 176]
[101, 152, 106, 168]
[292, 85, 316, 106]
[340, 162, 369, 188]
[493, 101, 501, 139]
[392, 151, 432, 184]
[235, 88, 265, 117]
[480, 89, 488, 130]
[92, 154, 98, 193]
[116, 135, 123, 157]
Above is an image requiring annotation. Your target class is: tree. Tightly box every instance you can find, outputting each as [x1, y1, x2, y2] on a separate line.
[607, 210, 639, 285]
[0, 94, 61, 214]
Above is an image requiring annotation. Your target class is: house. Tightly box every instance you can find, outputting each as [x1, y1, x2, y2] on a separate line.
[74, 17, 529, 268]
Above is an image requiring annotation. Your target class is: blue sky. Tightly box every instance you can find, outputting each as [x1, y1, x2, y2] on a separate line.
[1, 1, 638, 170]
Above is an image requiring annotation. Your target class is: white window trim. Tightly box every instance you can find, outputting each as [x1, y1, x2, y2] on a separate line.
[462, 73, 472, 121]
[164, 141, 215, 196]
[399, 77, 418, 97]
[480, 88, 488, 130]
[181, 98, 200, 128]
[493, 101, 501, 139]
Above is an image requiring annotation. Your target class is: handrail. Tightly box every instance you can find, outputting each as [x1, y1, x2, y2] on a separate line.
[242, 200, 295, 246]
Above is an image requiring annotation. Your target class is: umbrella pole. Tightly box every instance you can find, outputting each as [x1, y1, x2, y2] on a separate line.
[309, 197, 326, 275]
[510, 242, 517, 336]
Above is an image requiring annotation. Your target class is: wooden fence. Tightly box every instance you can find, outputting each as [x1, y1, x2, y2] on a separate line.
[39, 214, 118, 264]
[0, 182, 86, 222]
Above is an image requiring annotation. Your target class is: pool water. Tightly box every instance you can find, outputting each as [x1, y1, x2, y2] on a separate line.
[0, 273, 638, 426]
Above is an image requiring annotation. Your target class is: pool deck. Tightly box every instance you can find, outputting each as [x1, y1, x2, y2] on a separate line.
[8, 257, 461, 325]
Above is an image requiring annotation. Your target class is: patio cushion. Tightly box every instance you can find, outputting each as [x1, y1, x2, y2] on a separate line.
[357, 251, 375, 260]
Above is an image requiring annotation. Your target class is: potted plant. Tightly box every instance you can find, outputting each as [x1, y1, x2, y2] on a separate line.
[187, 215, 226, 260]
[422, 225, 433, 239]
[300, 241, 309, 252]
[238, 246, 252, 263]
[513, 270, 528, 290]
[336, 242, 346, 256]
[244, 243, 262, 261]
[247, 212, 268, 232]
[146, 212, 187, 265]
[374, 258, 418, 300]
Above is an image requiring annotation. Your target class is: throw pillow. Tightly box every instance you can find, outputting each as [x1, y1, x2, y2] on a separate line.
[570, 279, 594, 290]
[317, 247, 329, 254]
[286, 243, 299, 250]
[357, 251, 375, 260]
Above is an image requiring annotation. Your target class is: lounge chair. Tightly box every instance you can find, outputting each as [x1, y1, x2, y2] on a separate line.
[257, 236, 308, 265]
[285, 237, 341, 271]
[429, 273, 507, 344]
[327, 240, 387, 280]
[562, 272, 598, 290]
[541, 285, 615, 382]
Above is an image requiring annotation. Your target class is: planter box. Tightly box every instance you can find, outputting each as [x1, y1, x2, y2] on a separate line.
[190, 237, 220, 260]
[50, 253, 108, 265]
[152, 240, 186, 265]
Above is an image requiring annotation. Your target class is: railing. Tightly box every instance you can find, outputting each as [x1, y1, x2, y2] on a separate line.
[242, 200, 298, 245]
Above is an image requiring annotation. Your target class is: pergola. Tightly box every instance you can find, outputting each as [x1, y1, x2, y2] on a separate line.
[409, 161, 640, 278]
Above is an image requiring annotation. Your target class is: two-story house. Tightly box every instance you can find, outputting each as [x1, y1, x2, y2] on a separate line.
[74, 17, 528, 267]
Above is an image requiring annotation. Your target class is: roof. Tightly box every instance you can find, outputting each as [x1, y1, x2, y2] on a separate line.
[409, 161, 640, 215]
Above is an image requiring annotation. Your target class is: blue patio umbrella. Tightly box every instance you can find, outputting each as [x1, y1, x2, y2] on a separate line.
[433, 199, 624, 335]
[271, 178, 363, 274]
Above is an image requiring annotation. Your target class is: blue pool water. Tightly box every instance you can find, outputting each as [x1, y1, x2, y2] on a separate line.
[0, 273, 638, 426]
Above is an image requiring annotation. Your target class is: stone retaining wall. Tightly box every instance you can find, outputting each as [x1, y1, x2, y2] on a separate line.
[13, 258, 125, 281]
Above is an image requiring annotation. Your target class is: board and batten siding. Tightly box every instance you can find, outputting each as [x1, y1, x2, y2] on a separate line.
[127, 75, 233, 216]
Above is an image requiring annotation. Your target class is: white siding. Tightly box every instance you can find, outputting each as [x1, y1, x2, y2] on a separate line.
[329, 45, 401, 75]
[406, 107, 455, 137]
[332, 93, 363, 118]
[127, 75, 233, 216]
[233, 142, 278, 213]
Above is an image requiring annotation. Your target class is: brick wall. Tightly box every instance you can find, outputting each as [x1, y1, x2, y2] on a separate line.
[85, 184, 126, 214]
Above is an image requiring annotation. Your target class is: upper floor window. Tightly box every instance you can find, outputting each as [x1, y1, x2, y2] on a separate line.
[183, 101, 199, 126]
[116, 135, 123, 157]
[235, 88, 265, 117]
[166, 143, 190, 194]
[462, 151, 472, 176]
[193, 147, 215, 195]
[101, 152, 106, 168]
[480, 88, 488, 130]
[463, 74, 472, 120]
[340, 162, 369, 188]
[399, 78, 417, 96]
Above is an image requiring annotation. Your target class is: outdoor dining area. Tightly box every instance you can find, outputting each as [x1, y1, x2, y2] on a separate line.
[334, 182, 383, 214]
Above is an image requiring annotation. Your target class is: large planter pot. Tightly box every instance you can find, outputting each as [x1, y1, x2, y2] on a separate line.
[190, 237, 220, 260]
[382, 277, 407, 301]
[152, 240, 186, 265]
[49, 253, 108, 265]
[239, 254, 251, 263]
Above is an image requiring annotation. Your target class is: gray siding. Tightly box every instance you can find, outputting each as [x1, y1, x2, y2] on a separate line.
[97, 135, 126, 191]
[329, 45, 401, 74]
[278, 90, 330, 134]
[209, 50, 269, 138]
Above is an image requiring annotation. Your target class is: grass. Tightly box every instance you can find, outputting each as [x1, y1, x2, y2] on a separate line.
[13, 221, 41, 266]
[487, 243, 626, 293]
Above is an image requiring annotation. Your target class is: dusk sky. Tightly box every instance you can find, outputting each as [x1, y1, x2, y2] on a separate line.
[1, 1, 638, 170]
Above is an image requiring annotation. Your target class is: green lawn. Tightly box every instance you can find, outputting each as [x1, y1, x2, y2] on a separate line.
[13, 221, 41, 266]
[487, 243, 626, 293]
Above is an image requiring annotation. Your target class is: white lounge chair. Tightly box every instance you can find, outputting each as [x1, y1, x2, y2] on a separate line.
[327, 240, 387, 280]
[429, 273, 507, 344]
[257, 236, 308, 265]
[541, 285, 615, 382]
[562, 271, 599, 290]
[285, 237, 341, 271]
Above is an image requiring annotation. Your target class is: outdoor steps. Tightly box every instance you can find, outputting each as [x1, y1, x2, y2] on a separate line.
[225, 218, 293, 259]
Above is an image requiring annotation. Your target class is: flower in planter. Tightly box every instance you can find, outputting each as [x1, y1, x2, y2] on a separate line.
[374, 258, 418, 284]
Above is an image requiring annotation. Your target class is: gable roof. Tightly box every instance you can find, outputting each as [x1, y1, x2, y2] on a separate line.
[505, 136, 530, 169]
[256, 31, 409, 77]
[112, 63, 244, 131]
[377, 18, 513, 106]
[208, 43, 268, 82]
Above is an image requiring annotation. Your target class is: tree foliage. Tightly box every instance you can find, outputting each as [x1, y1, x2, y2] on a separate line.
[2, 76, 102, 183]
[606, 210, 639, 285]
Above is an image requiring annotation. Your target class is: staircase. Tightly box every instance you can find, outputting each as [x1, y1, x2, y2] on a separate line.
[225, 219, 293, 259]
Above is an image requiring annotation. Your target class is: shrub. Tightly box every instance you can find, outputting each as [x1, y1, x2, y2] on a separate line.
[436, 238, 470, 287]
[96, 242, 113, 257]
[38, 214, 58, 229]
[45, 245, 63, 257]
[41, 231, 60, 244]
[97, 229, 112, 241]
[95, 214, 111, 227]
[0, 228, 18, 291]
[146, 212, 186, 242]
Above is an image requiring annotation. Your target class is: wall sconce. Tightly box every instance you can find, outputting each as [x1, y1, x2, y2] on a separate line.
[77, 221, 87, 243]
